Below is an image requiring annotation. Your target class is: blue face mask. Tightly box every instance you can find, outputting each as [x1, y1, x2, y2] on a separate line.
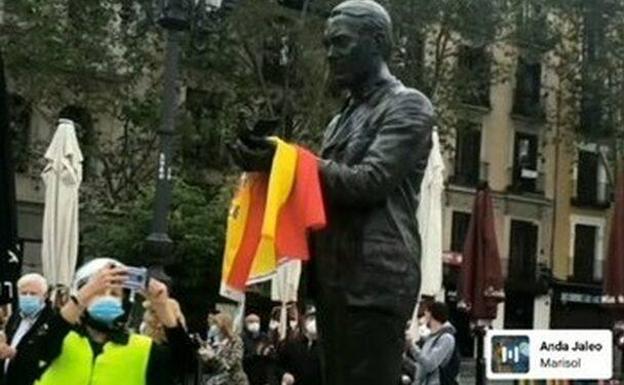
[19, 295, 43, 317]
[87, 296, 125, 326]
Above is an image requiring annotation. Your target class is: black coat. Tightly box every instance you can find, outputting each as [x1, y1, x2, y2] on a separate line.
[277, 337, 321, 385]
[311, 75, 434, 317]
[242, 331, 272, 385]
[1, 305, 54, 385]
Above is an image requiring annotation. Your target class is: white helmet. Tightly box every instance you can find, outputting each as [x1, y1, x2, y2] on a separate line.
[72, 258, 126, 294]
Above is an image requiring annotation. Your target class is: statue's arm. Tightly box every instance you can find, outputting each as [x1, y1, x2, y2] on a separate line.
[319, 92, 434, 207]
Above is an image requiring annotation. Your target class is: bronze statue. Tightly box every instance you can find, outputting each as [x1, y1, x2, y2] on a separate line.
[230, 1, 434, 383]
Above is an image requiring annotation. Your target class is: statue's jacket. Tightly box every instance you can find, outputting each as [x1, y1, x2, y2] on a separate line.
[311, 75, 434, 317]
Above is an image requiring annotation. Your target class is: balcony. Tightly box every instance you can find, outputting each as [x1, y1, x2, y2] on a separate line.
[568, 272, 602, 286]
[449, 161, 489, 188]
[512, 98, 545, 121]
[506, 258, 541, 294]
[571, 181, 612, 209]
[506, 166, 545, 195]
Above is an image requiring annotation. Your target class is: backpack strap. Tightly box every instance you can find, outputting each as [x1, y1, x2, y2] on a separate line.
[430, 330, 454, 366]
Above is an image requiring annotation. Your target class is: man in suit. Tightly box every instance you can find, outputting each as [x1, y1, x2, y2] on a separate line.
[0, 273, 54, 385]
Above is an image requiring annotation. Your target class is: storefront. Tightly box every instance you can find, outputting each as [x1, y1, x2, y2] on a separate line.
[550, 280, 612, 330]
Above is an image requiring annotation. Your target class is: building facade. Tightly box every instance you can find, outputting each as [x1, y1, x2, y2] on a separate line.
[439, 3, 619, 360]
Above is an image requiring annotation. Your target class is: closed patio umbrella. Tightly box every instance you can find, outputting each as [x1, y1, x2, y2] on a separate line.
[41, 119, 83, 286]
[604, 171, 624, 376]
[418, 130, 445, 298]
[408, 130, 445, 340]
[604, 172, 624, 307]
[459, 183, 505, 385]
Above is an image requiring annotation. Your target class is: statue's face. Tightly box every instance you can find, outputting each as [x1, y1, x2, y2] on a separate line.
[324, 15, 378, 90]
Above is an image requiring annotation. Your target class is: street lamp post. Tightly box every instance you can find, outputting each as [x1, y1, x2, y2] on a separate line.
[146, 0, 224, 274]
[145, 0, 189, 270]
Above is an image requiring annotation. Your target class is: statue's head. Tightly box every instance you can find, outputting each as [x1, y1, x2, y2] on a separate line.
[324, 0, 393, 90]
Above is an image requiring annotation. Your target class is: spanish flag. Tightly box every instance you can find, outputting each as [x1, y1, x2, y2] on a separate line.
[220, 139, 326, 301]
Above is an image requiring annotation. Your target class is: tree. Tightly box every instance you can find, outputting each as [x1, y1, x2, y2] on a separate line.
[5, 0, 624, 326]
[82, 179, 231, 329]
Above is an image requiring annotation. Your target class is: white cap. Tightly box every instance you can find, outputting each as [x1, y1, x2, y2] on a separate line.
[72, 258, 126, 293]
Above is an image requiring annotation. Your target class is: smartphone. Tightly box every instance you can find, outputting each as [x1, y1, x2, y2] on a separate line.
[122, 266, 149, 291]
[251, 118, 278, 137]
[238, 118, 278, 142]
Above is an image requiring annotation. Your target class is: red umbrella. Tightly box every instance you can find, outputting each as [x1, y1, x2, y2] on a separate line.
[604, 172, 624, 307]
[459, 183, 505, 320]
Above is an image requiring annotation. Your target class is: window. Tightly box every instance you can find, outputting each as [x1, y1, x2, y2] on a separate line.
[452, 122, 482, 187]
[8, 94, 31, 172]
[580, 1, 610, 138]
[571, 222, 604, 283]
[508, 220, 538, 280]
[573, 147, 610, 208]
[394, 34, 425, 92]
[513, 57, 543, 117]
[451, 212, 472, 253]
[514, 0, 549, 49]
[582, 0, 606, 64]
[510, 132, 540, 193]
[456, 45, 490, 107]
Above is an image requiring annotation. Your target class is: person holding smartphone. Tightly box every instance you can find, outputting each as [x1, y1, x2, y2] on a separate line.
[31, 258, 194, 385]
[198, 311, 249, 385]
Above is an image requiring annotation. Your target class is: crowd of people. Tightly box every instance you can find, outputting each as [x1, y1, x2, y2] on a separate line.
[0, 259, 328, 385]
[0, 260, 460, 385]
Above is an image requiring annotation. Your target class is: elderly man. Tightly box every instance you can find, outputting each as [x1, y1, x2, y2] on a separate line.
[0, 273, 54, 385]
[229, 1, 433, 384]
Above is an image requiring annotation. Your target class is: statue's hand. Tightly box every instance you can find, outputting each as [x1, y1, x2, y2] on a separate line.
[228, 136, 275, 172]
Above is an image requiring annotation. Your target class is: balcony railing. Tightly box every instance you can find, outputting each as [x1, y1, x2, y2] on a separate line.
[571, 181, 612, 209]
[512, 97, 545, 120]
[449, 161, 489, 188]
[506, 166, 545, 195]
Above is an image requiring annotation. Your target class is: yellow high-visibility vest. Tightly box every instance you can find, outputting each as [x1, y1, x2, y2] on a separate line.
[36, 331, 152, 385]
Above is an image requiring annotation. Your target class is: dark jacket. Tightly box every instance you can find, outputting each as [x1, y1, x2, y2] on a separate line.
[277, 336, 321, 385]
[1, 305, 54, 385]
[312, 75, 434, 317]
[242, 331, 271, 385]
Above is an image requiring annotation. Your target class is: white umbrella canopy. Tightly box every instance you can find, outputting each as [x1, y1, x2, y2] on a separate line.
[41, 119, 83, 286]
[271, 260, 302, 340]
[417, 130, 445, 298]
[408, 130, 445, 340]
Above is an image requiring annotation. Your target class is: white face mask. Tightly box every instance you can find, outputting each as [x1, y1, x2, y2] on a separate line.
[269, 320, 280, 330]
[246, 322, 260, 334]
[419, 323, 431, 338]
[289, 320, 298, 330]
[305, 320, 317, 336]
